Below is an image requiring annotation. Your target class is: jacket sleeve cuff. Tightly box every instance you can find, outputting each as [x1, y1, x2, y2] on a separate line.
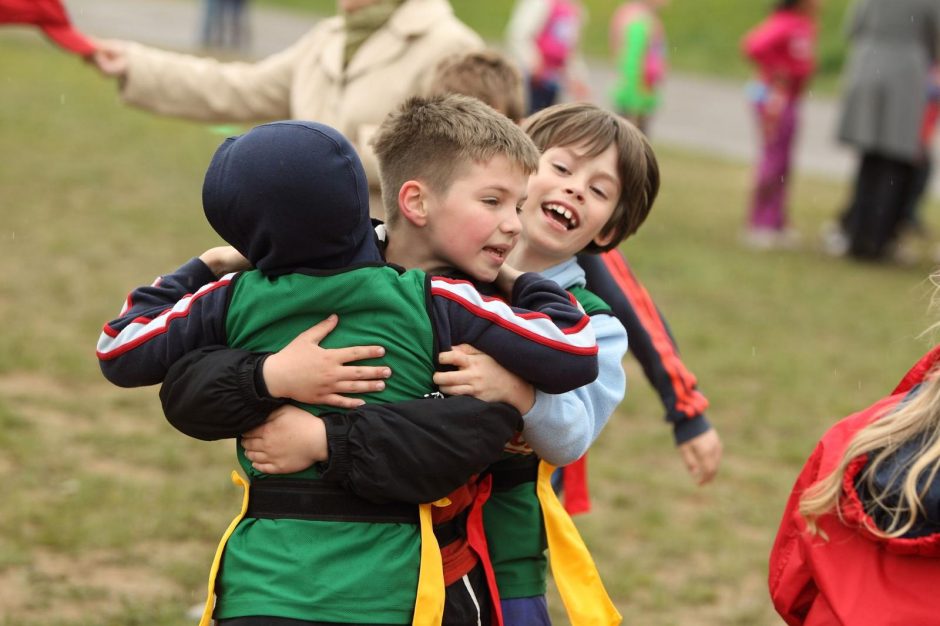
[316, 412, 352, 481]
[239, 352, 286, 412]
[185, 257, 223, 288]
[673, 414, 711, 445]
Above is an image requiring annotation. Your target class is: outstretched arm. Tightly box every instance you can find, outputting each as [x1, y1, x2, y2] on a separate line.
[89, 25, 307, 122]
[578, 250, 722, 484]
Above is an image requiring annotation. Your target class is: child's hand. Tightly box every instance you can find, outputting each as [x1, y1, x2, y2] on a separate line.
[241, 404, 327, 474]
[88, 39, 129, 78]
[263, 314, 391, 407]
[199, 246, 251, 277]
[493, 264, 524, 299]
[677, 427, 723, 486]
[434, 344, 535, 413]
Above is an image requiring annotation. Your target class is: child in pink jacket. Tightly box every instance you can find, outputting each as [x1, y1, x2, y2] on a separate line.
[741, 0, 818, 250]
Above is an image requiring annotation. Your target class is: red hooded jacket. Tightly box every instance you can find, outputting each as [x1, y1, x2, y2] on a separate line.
[769, 345, 940, 625]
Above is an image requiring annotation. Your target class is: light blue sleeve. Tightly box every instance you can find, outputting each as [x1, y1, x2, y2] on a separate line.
[519, 312, 628, 466]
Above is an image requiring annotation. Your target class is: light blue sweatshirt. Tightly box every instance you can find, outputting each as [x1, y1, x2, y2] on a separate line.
[521, 257, 628, 465]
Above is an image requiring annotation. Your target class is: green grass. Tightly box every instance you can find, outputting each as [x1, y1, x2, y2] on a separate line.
[4, 31, 940, 624]
[256, 0, 854, 88]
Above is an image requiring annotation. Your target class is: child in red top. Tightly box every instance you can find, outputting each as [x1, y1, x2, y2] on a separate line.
[770, 340, 940, 625]
[740, 0, 818, 250]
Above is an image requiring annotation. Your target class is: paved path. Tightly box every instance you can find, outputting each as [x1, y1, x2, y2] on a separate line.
[62, 0, 939, 196]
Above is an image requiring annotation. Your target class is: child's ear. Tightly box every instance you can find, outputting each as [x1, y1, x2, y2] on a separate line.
[592, 228, 617, 249]
[398, 180, 429, 227]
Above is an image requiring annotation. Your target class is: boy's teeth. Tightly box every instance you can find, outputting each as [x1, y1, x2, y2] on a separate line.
[544, 203, 577, 229]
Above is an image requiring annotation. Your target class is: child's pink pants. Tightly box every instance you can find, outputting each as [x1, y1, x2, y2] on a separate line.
[748, 98, 799, 231]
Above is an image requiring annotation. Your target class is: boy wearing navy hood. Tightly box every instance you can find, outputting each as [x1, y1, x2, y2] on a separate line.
[97, 112, 599, 625]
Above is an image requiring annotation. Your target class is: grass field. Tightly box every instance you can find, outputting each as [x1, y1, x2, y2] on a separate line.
[258, 0, 854, 87]
[3, 30, 940, 625]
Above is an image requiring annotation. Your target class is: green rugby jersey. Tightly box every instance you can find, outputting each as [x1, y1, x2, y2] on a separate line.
[219, 266, 434, 623]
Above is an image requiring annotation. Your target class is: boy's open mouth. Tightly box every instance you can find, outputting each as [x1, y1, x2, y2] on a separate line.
[542, 203, 579, 230]
[483, 245, 509, 260]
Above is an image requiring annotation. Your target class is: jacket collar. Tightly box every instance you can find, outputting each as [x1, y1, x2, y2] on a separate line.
[320, 0, 457, 82]
[893, 344, 940, 396]
[835, 344, 940, 556]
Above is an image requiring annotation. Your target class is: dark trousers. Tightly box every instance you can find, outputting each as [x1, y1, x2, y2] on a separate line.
[840, 151, 917, 260]
[900, 156, 933, 229]
[201, 0, 248, 50]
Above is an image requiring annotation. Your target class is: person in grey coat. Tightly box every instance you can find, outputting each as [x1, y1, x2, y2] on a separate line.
[833, 0, 940, 260]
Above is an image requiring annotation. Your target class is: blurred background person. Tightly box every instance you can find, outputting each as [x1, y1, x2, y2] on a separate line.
[504, 0, 591, 114]
[740, 0, 818, 251]
[892, 65, 940, 263]
[608, 0, 668, 135]
[823, 0, 940, 262]
[89, 0, 483, 219]
[199, 0, 250, 52]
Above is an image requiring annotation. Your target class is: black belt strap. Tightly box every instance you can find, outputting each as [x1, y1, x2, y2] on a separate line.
[246, 478, 470, 547]
[247, 478, 418, 524]
[489, 455, 539, 492]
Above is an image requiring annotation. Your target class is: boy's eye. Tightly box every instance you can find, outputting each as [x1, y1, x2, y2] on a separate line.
[552, 163, 570, 175]
[482, 197, 500, 207]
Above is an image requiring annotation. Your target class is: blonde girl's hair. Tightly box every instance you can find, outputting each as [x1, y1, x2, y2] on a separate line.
[522, 103, 659, 252]
[800, 309, 940, 538]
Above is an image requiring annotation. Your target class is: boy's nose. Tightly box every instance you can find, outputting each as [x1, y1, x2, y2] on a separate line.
[502, 209, 523, 235]
[564, 187, 585, 203]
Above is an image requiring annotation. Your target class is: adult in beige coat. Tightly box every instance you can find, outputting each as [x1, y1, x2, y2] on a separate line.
[91, 0, 483, 217]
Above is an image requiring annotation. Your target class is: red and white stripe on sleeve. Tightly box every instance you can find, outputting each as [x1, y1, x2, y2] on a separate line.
[430, 276, 597, 356]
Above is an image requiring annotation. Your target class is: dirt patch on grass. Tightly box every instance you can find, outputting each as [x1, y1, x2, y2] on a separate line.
[0, 372, 74, 398]
[0, 546, 187, 623]
[0, 371, 214, 624]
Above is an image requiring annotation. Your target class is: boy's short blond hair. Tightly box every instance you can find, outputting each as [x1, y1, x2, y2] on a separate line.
[523, 103, 659, 253]
[426, 50, 526, 123]
[372, 94, 539, 226]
